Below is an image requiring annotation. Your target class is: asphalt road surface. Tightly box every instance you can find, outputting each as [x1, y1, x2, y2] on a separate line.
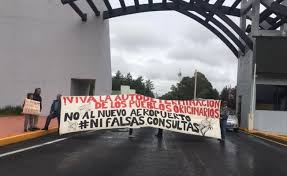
[0, 128, 286, 176]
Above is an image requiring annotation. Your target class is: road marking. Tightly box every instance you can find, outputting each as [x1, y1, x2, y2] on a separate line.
[0, 131, 98, 158]
[241, 130, 287, 147]
[0, 138, 68, 158]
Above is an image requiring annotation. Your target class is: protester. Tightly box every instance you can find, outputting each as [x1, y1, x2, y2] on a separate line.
[23, 93, 34, 132]
[219, 101, 229, 142]
[42, 94, 61, 130]
[128, 128, 134, 138]
[32, 88, 42, 130]
[155, 128, 163, 138]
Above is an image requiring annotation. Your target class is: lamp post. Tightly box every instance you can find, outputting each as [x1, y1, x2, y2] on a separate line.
[194, 69, 197, 99]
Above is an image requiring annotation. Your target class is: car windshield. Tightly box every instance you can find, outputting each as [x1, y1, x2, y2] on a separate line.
[229, 110, 235, 115]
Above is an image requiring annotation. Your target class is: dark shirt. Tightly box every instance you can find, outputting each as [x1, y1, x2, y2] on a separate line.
[220, 106, 229, 120]
[33, 94, 42, 111]
[50, 100, 61, 116]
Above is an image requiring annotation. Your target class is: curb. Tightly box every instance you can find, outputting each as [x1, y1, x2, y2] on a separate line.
[0, 128, 58, 147]
[240, 128, 287, 146]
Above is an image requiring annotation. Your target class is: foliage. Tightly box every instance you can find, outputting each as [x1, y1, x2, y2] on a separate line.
[220, 86, 236, 109]
[160, 72, 219, 100]
[112, 71, 155, 97]
[0, 105, 22, 116]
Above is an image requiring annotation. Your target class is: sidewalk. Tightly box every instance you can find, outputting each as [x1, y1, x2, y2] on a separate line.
[0, 116, 58, 146]
[240, 128, 287, 145]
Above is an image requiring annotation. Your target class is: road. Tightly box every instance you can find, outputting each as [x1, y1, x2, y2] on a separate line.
[0, 128, 286, 176]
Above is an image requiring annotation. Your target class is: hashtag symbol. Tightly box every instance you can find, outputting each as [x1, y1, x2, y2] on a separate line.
[78, 120, 89, 129]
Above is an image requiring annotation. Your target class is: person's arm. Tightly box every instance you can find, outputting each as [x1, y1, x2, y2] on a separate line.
[22, 99, 25, 108]
[50, 101, 55, 114]
[40, 97, 42, 111]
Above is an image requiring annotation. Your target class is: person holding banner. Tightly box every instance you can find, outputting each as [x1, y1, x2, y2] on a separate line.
[32, 88, 42, 130]
[23, 93, 34, 132]
[129, 128, 134, 138]
[42, 94, 61, 130]
[155, 128, 163, 138]
[220, 101, 229, 142]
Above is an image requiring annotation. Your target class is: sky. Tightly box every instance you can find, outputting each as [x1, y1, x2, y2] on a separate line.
[109, 0, 239, 96]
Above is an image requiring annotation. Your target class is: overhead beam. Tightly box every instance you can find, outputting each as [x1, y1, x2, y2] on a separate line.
[119, 0, 127, 10]
[230, 0, 241, 12]
[61, 0, 77, 5]
[260, 20, 273, 29]
[189, 0, 253, 49]
[271, 2, 287, 16]
[269, 18, 287, 29]
[259, 9, 272, 23]
[103, 0, 113, 12]
[177, 10, 240, 57]
[260, 0, 273, 7]
[214, 0, 226, 7]
[241, 0, 253, 16]
[259, 0, 285, 22]
[68, 2, 87, 21]
[103, 2, 241, 19]
[261, 0, 287, 16]
[205, 0, 225, 22]
[86, 0, 100, 16]
[172, 0, 246, 52]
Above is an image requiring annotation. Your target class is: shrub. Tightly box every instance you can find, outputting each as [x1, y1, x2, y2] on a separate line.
[0, 105, 23, 116]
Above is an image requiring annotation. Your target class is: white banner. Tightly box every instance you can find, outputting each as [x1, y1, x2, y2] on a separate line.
[22, 98, 40, 116]
[60, 94, 221, 139]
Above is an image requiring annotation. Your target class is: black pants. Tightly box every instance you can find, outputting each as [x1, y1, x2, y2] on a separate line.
[44, 113, 60, 129]
[129, 128, 133, 135]
[157, 128, 163, 137]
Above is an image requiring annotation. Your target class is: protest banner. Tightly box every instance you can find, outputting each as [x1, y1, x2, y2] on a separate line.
[60, 94, 221, 139]
[22, 98, 41, 116]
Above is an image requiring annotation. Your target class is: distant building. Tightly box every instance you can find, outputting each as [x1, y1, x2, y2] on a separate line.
[0, 0, 111, 115]
[112, 86, 136, 95]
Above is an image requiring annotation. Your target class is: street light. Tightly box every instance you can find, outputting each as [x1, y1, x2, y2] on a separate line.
[194, 69, 197, 99]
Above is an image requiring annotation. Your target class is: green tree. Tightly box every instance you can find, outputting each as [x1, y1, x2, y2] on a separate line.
[160, 71, 219, 100]
[112, 71, 154, 97]
[112, 70, 124, 90]
[125, 73, 133, 85]
[220, 86, 236, 109]
[144, 80, 154, 97]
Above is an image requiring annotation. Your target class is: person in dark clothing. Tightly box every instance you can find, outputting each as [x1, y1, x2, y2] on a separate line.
[155, 128, 163, 138]
[32, 88, 42, 130]
[42, 94, 61, 130]
[128, 128, 134, 138]
[219, 101, 229, 142]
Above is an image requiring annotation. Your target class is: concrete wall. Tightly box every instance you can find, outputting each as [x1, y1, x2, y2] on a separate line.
[236, 50, 253, 128]
[0, 0, 111, 115]
[255, 110, 287, 135]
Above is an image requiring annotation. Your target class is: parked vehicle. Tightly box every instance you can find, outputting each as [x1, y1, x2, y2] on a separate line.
[226, 111, 239, 132]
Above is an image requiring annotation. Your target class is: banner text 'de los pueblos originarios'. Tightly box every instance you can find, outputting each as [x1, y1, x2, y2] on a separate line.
[60, 94, 221, 139]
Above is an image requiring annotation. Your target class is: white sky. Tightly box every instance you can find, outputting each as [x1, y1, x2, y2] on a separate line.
[109, 2, 239, 95]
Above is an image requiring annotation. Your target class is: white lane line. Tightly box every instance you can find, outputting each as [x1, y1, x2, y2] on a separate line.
[0, 131, 98, 158]
[0, 138, 68, 158]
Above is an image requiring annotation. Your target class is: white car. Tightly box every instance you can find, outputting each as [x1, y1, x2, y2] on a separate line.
[226, 112, 239, 132]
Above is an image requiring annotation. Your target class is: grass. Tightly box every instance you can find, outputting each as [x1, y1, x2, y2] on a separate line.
[0, 105, 22, 117]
